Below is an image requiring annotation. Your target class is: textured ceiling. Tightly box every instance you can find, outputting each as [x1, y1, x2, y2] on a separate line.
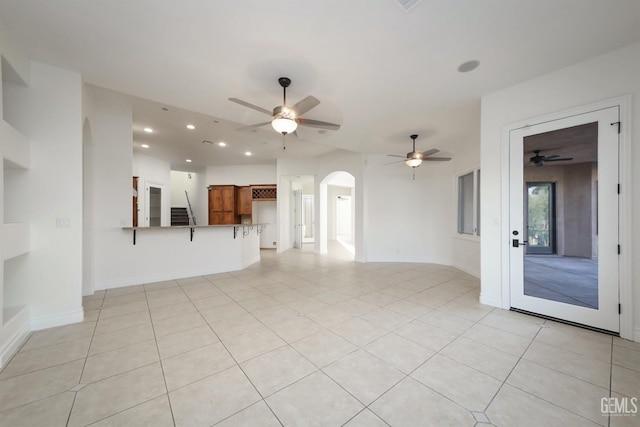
[1, 0, 639, 168]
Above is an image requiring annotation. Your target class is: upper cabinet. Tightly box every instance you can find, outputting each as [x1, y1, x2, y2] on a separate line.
[208, 184, 276, 224]
[236, 186, 252, 216]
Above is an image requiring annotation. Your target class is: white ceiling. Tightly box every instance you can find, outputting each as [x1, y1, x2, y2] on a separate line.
[2, 1, 639, 168]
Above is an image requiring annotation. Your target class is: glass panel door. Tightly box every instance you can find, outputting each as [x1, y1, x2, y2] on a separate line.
[509, 106, 619, 332]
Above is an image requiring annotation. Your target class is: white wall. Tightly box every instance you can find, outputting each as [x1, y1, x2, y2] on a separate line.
[87, 86, 135, 290]
[206, 164, 276, 187]
[480, 42, 640, 340]
[253, 201, 277, 248]
[170, 170, 206, 225]
[363, 154, 454, 264]
[3, 61, 83, 328]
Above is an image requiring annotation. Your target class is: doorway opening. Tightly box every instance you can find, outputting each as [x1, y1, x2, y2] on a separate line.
[319, 171, 355, 260]
[145, 183, 163, 227]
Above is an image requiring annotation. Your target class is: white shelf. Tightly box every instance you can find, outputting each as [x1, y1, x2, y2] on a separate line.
[0, 305, 30, 369]
[3, 222, 30, 260]
[1, 119, 30, 169]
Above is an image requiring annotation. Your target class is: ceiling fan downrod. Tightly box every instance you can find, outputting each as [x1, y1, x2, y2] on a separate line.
[279, 77, 291, 106]
[410, 134, 418, 152]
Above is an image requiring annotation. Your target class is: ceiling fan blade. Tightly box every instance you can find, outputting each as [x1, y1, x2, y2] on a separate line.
[543, 155, 560, 160]
[422, 148, 440, 157]
[228, 98, 273, 116]
[297, 118, 341, 131]
[382, 159, 407, 166]
[236, 121, 272, 131]
[544, 157, 574, 162]
[293, 96, 320, 116]
[386, 154, 407, 158]
[423, 157, 452, 162]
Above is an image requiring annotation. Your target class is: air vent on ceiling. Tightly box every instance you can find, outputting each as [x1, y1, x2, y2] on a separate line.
[393, 0, 424, 12]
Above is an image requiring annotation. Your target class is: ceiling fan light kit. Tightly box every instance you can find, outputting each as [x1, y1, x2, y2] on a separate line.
[405, 158, 422, 168]
[271, 105, 298, 134]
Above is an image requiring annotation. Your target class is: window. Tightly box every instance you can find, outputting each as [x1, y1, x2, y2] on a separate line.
[458, 169, 480, 236]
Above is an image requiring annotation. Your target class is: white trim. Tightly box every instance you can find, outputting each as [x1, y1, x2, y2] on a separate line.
[500, 95, 633, 339]
[617, 95, 633, 340]
[144, 180, 164, 227]
[455, 168, 481, 237]
[453, 263, 480, 278]
[95, 264, 254, 290]
[452, 233, 480, 243]
[480, 293, 503, 308]
[30, 308, 84, 331]
[0, 306, 30, 369]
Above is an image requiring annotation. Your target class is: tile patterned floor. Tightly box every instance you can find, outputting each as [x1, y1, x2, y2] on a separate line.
[1, 249, 639, 426]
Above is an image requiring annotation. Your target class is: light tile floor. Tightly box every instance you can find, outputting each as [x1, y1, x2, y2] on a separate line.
[1, 249, 639, 426]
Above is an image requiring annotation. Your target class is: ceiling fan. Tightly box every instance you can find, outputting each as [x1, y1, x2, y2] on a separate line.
[529, 150, 574, 167]
[386, 134, 452, 179]
[229, 77, 341, 137]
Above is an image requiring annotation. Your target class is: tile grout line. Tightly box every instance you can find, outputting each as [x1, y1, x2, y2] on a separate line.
[178, 277, 287, 427]
[146, 281, 179, 427]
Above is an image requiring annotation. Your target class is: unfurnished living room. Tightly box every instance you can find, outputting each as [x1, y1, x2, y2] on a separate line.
[0, 1, 639, 426]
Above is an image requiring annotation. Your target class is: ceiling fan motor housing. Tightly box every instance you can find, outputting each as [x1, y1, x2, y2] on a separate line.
[272, 105, 296, 120]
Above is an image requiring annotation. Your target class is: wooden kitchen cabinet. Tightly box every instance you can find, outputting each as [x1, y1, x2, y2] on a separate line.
[208, 185, 239, 225]
[236, 186, 252, 215]
[208, 184, 276, 224]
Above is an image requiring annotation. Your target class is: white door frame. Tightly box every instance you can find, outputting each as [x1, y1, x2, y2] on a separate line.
[302, 194, 314, 243]
[144, 181, 164, 227]
[509, 107, 619, 332]
[293, 189, 303, 249]
[500, 95, 633, 339]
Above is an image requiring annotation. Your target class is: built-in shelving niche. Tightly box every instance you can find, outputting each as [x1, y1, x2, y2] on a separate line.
[1, 53, 32, 368]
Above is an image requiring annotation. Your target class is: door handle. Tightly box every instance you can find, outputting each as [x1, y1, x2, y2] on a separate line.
[512, 239, 528, 248]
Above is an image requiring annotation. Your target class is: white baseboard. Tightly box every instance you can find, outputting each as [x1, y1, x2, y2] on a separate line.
[241, 255, 261, 269]
[30, 308, 84, 331]
[0, 306, 30, 369]
[452, 263, 480, 278]
[479, 293, 503, 309]
[96, 265, 245, 290]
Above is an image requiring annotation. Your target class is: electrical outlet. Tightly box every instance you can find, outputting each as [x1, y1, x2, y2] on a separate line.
[56, 217, 71, 228]
[273, 242, 277, 246]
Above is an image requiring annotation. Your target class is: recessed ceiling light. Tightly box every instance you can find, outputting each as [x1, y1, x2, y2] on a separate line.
[161, 107, 169, 111]
[186, 159, 192, 163]
[141, 144, 150, 148]
[186, 124, 195, 130]
[202, 140, 213, 145]
[213, 120, 219, 123]
[245, 151, 252, 156]
[218, 142, 226, 147]
[143, 127, 154, 133]
[457, 60, 480, 73]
